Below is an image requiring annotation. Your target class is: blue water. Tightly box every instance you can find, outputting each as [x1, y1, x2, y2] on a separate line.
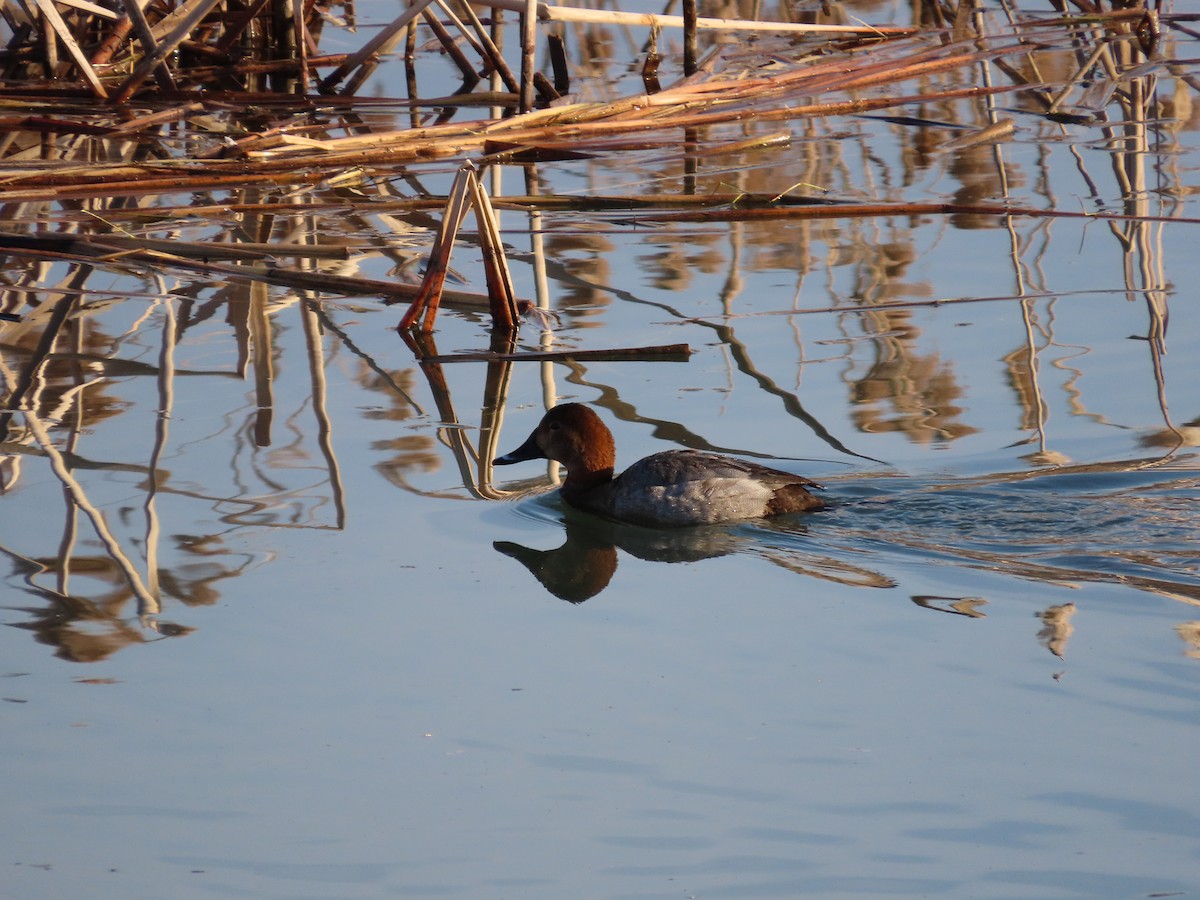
[3, 1, 1200, 897]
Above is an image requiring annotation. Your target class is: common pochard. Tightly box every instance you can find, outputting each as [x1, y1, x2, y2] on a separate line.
[493, 403, 826, 527]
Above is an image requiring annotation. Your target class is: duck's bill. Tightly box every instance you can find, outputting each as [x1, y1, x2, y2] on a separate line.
[493, 430, 545, 465]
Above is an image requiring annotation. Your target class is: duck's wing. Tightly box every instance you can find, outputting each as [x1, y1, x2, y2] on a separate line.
[610, 451, 824, 526]
[636, 450, 824, 490]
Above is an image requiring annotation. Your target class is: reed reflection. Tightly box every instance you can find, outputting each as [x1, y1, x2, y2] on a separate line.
[1177, 622, 1200, 661]
[911, 594, 987, 618]
[0, 204, 393, 656]
[1037, 602, 1077, 660]
[1, 0, 1197, 673]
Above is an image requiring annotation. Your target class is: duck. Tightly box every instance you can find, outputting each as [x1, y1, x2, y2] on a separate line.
[493, 403, 826, 527]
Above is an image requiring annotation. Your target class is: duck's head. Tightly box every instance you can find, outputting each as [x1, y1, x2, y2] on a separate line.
[494, 403, 615, 480]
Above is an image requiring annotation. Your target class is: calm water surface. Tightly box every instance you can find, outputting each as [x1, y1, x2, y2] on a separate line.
[3, 1, 1200, 897]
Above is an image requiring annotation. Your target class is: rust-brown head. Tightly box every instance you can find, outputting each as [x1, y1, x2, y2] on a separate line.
[493, 403, 616, 486]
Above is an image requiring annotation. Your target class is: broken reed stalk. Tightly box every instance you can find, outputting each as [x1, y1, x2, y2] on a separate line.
[418, 344, 693, 363]
[398, 162, 520, 333]
[121, 0, 178, 92]
[726, 289, 1147, 320]
[0, 236, 517, 312]
[107, 101, 205, 135]
[438, 0, 519, 95]
[682, 0, 697, 77]
[398, 164, 477, 331]
[0, 231, 352, 261]
[318, 0, 435, 93]
[293, 0, 310, 94]
[520, 0, 538, 113]
[620, 200, 1200, 227]
[478, 0, 914, 35]
[468, 171, 521, 331]
[29, 0, 110, 98]
[111, 0, 226, 103]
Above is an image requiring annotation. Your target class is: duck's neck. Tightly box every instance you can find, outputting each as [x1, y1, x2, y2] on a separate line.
[557, 424, 616, 503]
[562, 464, 614, 495]
[560, 467, 614, 513]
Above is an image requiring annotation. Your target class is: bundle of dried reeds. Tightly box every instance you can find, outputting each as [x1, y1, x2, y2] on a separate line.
[0, 0, 1176, 334]
[1, 0, 907, 103]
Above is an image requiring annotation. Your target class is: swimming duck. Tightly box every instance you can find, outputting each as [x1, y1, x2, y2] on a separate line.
[493, 403, 826, 527]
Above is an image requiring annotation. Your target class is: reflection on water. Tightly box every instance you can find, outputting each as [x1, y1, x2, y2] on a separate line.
[1036, 602, 1077, 659]
[912, 595, 988, 618]
[1178, 621, 1200, 659]
[495, 500, 893, 603]
[2, 4, 1200, 897]
[0, 0, 1193, 660]
[492, 460, 1200, 663]
[837, 468, 1200, 599]
[2, 226, 1197, 663]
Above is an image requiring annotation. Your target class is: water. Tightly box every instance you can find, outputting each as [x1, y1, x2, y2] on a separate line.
[3, 1, 1200, 897]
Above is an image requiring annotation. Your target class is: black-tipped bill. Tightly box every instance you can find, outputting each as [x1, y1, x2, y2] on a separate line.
[493, 429, 545, 466]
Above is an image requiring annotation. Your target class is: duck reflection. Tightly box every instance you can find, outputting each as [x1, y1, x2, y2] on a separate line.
[495, 507, 893, 603]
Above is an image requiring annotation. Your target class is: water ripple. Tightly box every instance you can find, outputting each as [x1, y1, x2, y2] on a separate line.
[813, 464, 1200, 601]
